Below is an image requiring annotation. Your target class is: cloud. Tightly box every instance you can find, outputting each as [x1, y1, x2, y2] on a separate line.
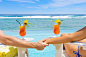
[19, 1, 35, 3]
[39, 0, 86, 9]
[27, 6, 40, 9]
[27, 7, 33, 8]
[8, 0, 35, 3]
[36, 0, 39, 1]
[0, 0, 2, 2]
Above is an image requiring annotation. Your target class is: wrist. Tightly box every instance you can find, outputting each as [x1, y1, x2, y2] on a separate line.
[44, 40, 48, 44]
[31, 42, 37, 48]
[44, 39, 49, 44]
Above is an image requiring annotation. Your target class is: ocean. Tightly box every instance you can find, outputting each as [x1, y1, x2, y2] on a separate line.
[0, 14, 86, 57]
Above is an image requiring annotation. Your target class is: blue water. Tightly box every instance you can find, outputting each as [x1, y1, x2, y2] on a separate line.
[0, 14, 86, 57]
[3, 29, 77, 57]
[0, 14, 86, 31]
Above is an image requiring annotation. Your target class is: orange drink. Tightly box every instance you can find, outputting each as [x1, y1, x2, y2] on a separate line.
[16, 19, 34, 38]
[54, 25, 60, 35]
[19, 24, 26, 37]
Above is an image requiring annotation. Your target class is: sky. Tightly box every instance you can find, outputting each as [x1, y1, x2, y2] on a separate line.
[0, 0, 86, 14]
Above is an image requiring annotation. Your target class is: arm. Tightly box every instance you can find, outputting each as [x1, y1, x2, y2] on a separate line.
[45, 26, 86, 44]
[0, 30, 48, 50]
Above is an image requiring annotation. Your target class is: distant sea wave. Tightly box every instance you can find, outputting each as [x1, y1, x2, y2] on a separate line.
[0, 14, 86, 31]
[0, 14, 86, 19]
[0, 16, 86, 19]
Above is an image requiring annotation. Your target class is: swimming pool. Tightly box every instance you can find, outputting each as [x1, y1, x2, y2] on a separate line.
[3, 29, 78, 57]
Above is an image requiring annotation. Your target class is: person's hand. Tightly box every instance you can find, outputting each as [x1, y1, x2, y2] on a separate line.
[35, 39, 49, 50]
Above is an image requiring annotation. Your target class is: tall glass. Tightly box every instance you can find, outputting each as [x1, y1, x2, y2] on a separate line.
[19, 24, 26, 39]
[54, 23, 60, 36]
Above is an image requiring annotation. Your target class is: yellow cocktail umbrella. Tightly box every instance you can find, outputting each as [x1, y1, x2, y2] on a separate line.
[52, 19, 61, 25]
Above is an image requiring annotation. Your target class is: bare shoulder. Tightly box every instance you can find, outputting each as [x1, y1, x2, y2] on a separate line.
[84, 26, 86, 30]
[82, 26, 86, 30]
[76, 26, 86, 32]
[83, 26, 86, 33]
[83, 26, 86, 37]
[72, 26, 86, 41]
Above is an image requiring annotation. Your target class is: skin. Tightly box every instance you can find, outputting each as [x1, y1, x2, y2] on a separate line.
[0, 24, 48, 57]
[63, 33, 86, 57]
[44, 26, 86, 57]
[0, 30, 49, 50]
[45, 26, 86, 44]
[25, 49, 28, 57]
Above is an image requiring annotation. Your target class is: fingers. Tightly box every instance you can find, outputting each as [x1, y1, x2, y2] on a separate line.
[42, 43, 49, 46]
[41, 39, 49, 46]
[42, 39, 49, 46]
[41, 38, 47, 42]
[36, 39, 49, 50]
[44, 40, 48, 44]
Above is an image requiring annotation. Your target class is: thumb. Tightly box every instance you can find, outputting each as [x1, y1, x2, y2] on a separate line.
[42, 43, 49, 46]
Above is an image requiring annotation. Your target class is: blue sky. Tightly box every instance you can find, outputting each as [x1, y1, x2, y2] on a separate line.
[0, 0, 86, 14]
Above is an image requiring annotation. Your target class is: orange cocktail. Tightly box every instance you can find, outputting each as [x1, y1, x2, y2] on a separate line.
[16, 19, 34, 37]
[19, 24, 26, 37]
[52, 19, 61, 35]
[54, 25, 60, 35]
